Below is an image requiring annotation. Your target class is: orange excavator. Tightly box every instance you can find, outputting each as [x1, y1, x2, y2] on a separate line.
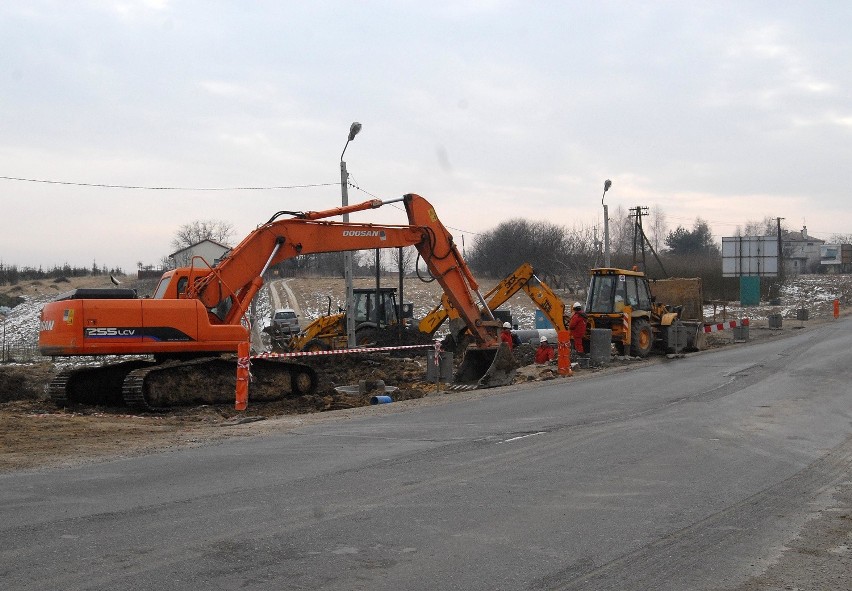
[39, 193, 515, 409]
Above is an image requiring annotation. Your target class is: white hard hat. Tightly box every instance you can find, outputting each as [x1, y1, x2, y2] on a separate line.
[503, 321, 511, 329]
[540, 335, 548, 342]
[573, 302, 583, 309]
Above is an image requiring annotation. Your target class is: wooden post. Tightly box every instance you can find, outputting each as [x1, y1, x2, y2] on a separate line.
[834, 299, 840, 319]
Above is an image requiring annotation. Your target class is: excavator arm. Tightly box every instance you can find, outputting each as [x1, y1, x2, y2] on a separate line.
[189, 193, 500, 348]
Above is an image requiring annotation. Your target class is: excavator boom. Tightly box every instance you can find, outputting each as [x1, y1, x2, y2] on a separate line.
[186, 194, 499, 348]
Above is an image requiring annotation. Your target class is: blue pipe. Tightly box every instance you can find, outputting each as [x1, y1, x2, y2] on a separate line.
[370, 395, 393, 405]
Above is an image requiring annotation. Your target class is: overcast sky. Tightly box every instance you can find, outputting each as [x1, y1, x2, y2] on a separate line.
[2, 1, 851, 274]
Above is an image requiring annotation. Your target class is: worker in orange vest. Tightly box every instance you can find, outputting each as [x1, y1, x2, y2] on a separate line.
[500, 321, 516, 350]
[569, 302, 588, 354]
[534, 335, 555, 364]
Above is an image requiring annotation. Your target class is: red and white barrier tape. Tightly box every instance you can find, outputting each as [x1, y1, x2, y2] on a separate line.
[252, 343, 435, 359]
[703, 318, 750, 333]
[433, 340, 444, 367]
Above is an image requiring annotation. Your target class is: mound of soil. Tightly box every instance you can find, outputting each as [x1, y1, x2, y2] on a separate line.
[0, 363, 53, 403]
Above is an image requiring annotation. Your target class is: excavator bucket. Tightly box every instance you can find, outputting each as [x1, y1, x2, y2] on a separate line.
[455, 342, 518, 388]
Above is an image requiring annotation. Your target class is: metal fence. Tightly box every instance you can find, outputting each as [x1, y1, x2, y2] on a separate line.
[1, 343, 46, 364]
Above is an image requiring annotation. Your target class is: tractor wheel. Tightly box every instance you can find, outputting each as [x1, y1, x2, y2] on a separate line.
[629, 319, 654, 358]
[355, 327, 379, 347]
[290, 367, 318, 395]
[302, 339, 330, 352]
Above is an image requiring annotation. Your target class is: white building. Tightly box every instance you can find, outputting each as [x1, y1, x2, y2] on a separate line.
[169, 239, 231, 269]
[820, 243, 852, 273]
[781, 226, 824, 275]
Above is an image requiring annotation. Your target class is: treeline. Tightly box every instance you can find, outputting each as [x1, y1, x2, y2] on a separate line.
[269, 248, 416, 279]
[464, 216, 730, 300]
[182, 207, 788, 302]
[0, 263, 124, 286]
[265, 215, 735, 299]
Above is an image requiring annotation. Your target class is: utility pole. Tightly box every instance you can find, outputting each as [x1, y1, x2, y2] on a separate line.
[593, 226, 601, 266]
[340, 122, 362, 348]
[630, 206, 649, 269]
[602, 179, 612, 267]
[776, 217, 785, 283]
[630, 205, 667, 277]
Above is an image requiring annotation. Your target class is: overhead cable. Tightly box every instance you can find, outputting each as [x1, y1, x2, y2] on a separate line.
[0, 175, 337, 191]
[349, 179, 481, 237]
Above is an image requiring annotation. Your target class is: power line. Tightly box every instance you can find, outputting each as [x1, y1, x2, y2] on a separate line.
[349, 180, 482, 237]
[0, 175, 338, 191]
[2, 171, 485, 237]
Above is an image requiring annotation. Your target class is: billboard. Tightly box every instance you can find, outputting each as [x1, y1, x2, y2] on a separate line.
[721, 236, 779, 277]
[821, 244, 852, 265]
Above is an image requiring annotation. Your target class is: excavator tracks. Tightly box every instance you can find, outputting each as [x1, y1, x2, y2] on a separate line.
[122, 357, 319, 411]
[49, 360, 155, 407]
[52, 357, 318, 411]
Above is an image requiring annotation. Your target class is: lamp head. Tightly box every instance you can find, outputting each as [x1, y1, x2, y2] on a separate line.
[348, 122, 362, 142]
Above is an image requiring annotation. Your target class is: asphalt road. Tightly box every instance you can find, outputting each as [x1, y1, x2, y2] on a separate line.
[3, 319, 852, 590]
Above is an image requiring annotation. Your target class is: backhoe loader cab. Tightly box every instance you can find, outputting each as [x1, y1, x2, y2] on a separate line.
[284, 287, 414, 352]
[585, 268, 701, 357]
[586, 268, 653, 315]
[352, 287, 412, 327]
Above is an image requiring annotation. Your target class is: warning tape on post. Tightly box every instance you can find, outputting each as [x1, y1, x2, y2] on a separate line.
[703, 318, 750, 334]
[252, 343, 435, 360]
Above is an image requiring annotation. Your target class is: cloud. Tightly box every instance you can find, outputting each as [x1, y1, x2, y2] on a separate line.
[713, 23, 835, 109]
[107, 0, 172, 18]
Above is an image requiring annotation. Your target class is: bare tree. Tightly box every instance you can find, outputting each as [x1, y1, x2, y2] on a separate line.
[736, 216, 787, 237]
[390, 245, 418, 274]
[170, 220, 235, 251]
[466, 219, 571, 278]
[557, 224, 599, 285]
[608, 205, 634, 257]
[647, 205, 668, 252]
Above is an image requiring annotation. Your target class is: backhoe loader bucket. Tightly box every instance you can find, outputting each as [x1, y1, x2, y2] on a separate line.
[455, 342, 518, 388]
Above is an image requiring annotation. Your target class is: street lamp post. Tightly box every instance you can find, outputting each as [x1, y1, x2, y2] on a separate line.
[341, 122, 361, 347]
[602, 179, 612, 267]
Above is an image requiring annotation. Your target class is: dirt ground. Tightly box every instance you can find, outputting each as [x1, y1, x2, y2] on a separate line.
[0, 318, 812, 473]
[2, 276, 851, 590]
